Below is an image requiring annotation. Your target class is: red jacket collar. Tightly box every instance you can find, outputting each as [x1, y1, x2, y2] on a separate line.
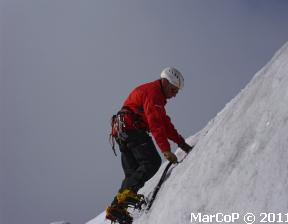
[158, 79, 167, 104]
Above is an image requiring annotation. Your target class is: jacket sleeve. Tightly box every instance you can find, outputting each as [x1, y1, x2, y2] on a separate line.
[164, 115, 185, 146]
[143, 95, 171, 153]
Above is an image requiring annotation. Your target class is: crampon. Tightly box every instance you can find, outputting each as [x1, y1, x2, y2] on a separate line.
[119, 194, 147, 211]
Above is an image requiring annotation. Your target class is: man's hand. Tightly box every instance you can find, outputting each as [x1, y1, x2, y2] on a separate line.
[163, 151, 178, 164]
[178, 142, 194, 153]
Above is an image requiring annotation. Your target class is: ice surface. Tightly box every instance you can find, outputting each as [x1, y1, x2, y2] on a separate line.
[87, 41, 288, 224]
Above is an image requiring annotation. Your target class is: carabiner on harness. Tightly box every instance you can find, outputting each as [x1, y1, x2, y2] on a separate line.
[109, 113, 129, 156]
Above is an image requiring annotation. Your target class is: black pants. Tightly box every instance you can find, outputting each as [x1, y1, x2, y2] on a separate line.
[118, 130, 162, 193]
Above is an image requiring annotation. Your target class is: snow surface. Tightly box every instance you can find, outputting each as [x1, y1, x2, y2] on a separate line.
[87, 41, 288, 224]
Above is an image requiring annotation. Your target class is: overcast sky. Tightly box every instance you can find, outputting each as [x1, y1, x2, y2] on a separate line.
[1, 1, 288, 224]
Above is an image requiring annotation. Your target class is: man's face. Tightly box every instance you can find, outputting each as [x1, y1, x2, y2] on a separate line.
[165, 82, 179, 99]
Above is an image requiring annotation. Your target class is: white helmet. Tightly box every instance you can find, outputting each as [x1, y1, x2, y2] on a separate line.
[160, 67, 184, 89]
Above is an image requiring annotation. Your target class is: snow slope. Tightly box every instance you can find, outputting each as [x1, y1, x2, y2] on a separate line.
[87, 42, 288, 224]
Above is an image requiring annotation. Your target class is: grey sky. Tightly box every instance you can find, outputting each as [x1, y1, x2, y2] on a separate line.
[1, 1, 288, 224]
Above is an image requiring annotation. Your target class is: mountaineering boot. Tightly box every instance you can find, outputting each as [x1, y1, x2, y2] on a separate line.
[116, 189, 146, 209]
[106, 198, 132, 224]
[106, 204, 133, 224]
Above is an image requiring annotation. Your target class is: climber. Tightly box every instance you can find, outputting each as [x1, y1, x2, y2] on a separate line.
[106, 67, 193, 223]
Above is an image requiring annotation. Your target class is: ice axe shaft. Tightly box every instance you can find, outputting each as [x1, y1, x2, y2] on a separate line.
[146, 161, 172, 211]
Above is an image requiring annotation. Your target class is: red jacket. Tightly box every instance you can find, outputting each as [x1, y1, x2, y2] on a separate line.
[122, 79, 185, 152]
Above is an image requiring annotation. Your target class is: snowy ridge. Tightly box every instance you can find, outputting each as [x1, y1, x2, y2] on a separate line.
[87, 41, 288, 224]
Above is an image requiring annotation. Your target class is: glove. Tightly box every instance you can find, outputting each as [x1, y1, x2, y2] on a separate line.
[163, 151, 178, 164]
[178, 142, 193, 153]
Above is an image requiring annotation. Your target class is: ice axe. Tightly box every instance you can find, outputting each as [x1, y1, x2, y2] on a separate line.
[146, 145, 194, 210]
